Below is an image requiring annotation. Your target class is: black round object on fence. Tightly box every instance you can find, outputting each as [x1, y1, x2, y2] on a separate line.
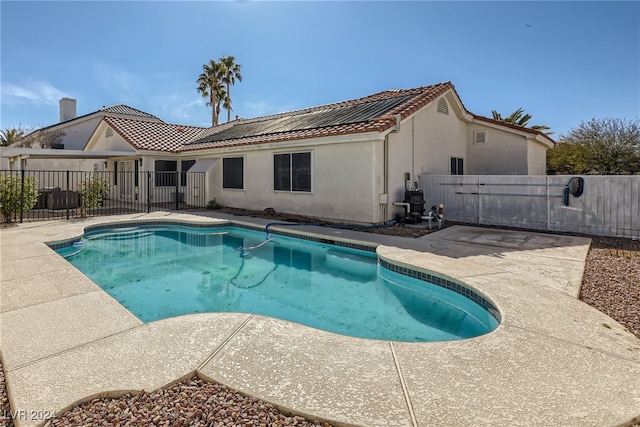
[567, 177, 584, 198]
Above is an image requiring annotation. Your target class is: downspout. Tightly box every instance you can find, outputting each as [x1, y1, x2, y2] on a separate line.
[380, 114, 401, 222]
[412, 117, 415, 186]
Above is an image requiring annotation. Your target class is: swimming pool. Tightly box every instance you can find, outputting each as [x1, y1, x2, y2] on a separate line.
[54, 224, 499, 342]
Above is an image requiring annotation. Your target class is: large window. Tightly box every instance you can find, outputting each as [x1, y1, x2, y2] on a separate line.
[155, 160, 177, 187]
[450, 157, 464, 175]
[274, 152, 311, 192]
[223, 157, 244, 189]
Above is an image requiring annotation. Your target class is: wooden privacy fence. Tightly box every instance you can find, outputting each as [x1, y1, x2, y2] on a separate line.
[419, 175, 640, 238]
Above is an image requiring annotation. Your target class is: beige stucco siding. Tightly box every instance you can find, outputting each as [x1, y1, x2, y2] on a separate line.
[466, 124, 529, 174]
[527, 140, 548, 175]
[89, 125, 138, 153]
[216, 140, 379, 223]
[386, 99, 467, 217]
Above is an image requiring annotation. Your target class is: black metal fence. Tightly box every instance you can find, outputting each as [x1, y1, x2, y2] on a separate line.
[0, 170, 208, 223]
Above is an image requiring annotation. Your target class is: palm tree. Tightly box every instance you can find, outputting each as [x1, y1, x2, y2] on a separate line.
[219, 56, 243, 123]
[491, 108, 553, 135]
[0, 128, 26, 146]
[196, 60, 225, 126]
[215, 84, 228, 127]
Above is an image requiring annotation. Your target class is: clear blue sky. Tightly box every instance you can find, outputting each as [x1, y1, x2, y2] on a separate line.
[1, 1, 638, 138]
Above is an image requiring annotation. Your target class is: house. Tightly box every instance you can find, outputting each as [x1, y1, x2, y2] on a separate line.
[2, 82, 555, 223]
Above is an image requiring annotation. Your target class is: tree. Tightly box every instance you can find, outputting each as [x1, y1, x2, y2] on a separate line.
[1, 127, 27, 146]
[491, 108, 552, 135]
[0, 174, 39, 223]
[77, 172, 112, 218]
[197, 59, 225, 126]
[219, 55, 243, 122]
[197, 56, 243, 126]
[15, 128, 66, 148]
[547, 118, 640, 175]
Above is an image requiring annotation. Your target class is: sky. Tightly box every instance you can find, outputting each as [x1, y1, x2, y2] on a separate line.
[1, 1, 638, 138]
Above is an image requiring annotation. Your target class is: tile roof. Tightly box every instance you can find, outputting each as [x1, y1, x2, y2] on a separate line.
[99, 104, 160, 120]
[103, 116, 206, 152]
[100, 82, 554, 153]
[180, 82, 453, 152]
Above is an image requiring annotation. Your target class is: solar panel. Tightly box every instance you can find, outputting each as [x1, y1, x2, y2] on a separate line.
[189, 94, 415, 144]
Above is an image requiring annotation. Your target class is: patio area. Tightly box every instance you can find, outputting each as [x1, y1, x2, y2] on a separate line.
[1, 212, 639, 426]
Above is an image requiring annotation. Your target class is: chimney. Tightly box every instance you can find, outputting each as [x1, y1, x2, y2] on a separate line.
[59, 98, 77, 122]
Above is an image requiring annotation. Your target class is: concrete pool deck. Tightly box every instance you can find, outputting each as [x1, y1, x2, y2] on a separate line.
[0, 211, 639, 427]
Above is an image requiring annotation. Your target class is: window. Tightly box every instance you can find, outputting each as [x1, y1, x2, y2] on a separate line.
[274, 152, 311, 192]
[181, 160, 196, 186]
[437, 98, 449, 114]
[155, 160, 177, 187]
[451, 157, 464, 175]
[474, 130, 486, 144]
[223, 157, 244, 189]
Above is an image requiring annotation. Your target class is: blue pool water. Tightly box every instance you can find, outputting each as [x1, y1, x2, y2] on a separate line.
[55, 225, 499, 342]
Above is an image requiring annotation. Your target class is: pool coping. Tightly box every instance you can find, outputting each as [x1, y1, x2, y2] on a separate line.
[1, 212, 640, 427]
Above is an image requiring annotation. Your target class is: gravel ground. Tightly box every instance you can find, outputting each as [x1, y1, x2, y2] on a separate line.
[1, 213, 638, 426]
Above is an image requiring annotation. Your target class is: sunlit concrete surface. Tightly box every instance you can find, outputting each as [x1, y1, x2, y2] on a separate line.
[1, 212, 639, 427]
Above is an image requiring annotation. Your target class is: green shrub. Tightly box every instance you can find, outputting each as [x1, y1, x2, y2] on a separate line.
[77, 173, 112, 218]
[206, 198, 223, 210]
[0, 174, 39, 223]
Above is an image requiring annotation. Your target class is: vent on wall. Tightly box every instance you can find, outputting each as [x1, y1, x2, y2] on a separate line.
[437, 98, 449, 114]
[474, 130, 486, 144]
[106, 128, 113, 137]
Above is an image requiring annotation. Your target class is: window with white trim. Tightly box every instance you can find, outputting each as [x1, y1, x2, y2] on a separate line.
[474, 130, 486, 144]
[274, 152, 311, 192]
[223, 157, 244, 189]
[450, 157, 464, 175]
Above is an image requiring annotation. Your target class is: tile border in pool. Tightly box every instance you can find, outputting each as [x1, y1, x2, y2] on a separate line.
[378, 258, 501, 322]
[48, 218, 500, 324]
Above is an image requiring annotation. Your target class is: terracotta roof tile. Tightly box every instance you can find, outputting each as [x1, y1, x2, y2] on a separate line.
[99, 104, 160, 120]
[104, 116, 206, 153]
[179, 82, 453, 152]
[99, 82, 554, 153]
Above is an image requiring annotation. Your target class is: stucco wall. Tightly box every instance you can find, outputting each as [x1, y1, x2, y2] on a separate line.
[52, 117, 102, 150]
[466, 123, 529, 175]
[527, 140, 548, 174]
[90, 125, 138, 153]
[215, 140, 378, 223]
[385, 97, 468, 218]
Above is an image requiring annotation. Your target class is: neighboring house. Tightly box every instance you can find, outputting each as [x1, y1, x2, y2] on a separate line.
[23, 98, 162, 150]
[0, 99, 163, 171]
[2, 82, 555, 223]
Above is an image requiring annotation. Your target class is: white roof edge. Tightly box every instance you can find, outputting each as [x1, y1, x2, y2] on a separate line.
[1, 148, 137, 159]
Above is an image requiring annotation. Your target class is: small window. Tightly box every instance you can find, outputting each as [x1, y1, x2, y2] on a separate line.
[274, 152, 311, 192]
[105, 128, 113, 137]
[474, 130, 486, 144]
[223, 157, 244, 189]
[451, 157, 464, 175]
[437, 98, 449, 115]
[155, 160, 177, 187]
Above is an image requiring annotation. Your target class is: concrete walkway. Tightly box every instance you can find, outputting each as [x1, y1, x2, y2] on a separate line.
[1, 212, 639, 427]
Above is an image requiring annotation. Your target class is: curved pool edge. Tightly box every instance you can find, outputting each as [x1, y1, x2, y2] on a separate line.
[51, 218, 502, 341]
[2, 212, 640, 427]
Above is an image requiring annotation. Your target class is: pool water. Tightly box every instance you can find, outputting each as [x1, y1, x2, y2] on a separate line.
[56, 225, 499, 342]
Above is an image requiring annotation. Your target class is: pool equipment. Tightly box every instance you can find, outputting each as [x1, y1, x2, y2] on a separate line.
[393, 178, 444, 229]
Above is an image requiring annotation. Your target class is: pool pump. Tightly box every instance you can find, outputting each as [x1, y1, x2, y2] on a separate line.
[392, 176, 444, 229]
